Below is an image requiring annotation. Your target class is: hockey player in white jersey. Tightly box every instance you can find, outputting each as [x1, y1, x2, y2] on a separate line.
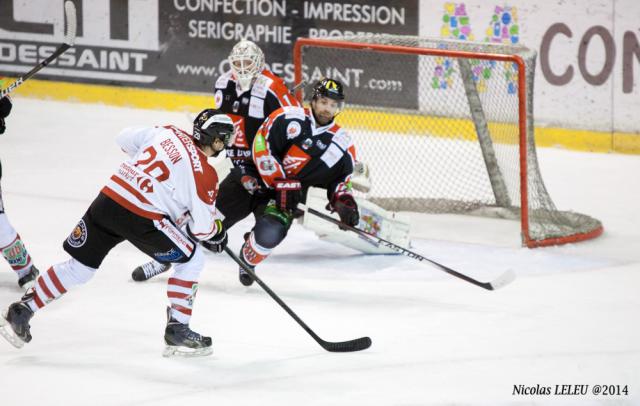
[131, 39, 300, 282]
[0, 109, 234, 357]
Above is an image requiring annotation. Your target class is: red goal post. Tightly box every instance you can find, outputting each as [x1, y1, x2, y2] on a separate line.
[293, 35, 603, 247]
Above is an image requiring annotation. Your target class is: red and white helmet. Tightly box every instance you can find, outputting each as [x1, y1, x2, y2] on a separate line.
[228, 40, 265, 92]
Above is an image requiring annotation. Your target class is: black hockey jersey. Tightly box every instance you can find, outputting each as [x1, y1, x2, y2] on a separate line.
[213, 70, 299, 168]
[252, 106, 357, 201]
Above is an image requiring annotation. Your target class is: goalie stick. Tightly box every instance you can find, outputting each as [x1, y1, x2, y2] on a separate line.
[224, 247, 372, 352]
[300, 205, 516, 291]
[0, 1, 77, 98]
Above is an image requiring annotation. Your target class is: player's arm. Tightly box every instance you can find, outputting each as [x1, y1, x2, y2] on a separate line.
[116, 126, 160, 157]
[265, 77, 301, 111]
[253, 114, 303, 212]
[327, 144, 360, 227]
[252, 114, 287, 188]
[182, 169, 228, 253]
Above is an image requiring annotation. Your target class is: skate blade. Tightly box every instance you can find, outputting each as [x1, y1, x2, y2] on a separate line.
[21, 280, 36, 291]
[162, 345, 212, 358]
[0, 312, 25, 349]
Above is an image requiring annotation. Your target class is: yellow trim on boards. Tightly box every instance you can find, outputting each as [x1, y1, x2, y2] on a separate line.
[4, 78, 639, 154]
[4, 77, 212, 111]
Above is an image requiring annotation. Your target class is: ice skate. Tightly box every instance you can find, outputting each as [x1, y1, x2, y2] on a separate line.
[163, 308, 212, 357]
[0, 293, 35, 348]
[17, 265, 39, 290]
[132, 261, 171, 282]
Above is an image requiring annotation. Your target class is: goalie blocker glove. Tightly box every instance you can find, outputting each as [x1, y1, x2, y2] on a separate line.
[200, 219, 228, 253]
[274, 178, 302, 212]
[331, 194, 360, 227]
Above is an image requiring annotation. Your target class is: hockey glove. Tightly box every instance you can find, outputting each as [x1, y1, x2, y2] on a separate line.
[274, 178, 302, 212]
[0, 96, 11, 118]
[0, 96, 11, 135]
[201, 219, 227, 253]
[331, 194, 360, 228]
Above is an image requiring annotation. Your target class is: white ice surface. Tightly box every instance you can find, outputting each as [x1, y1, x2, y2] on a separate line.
[0, 98, 638, 405]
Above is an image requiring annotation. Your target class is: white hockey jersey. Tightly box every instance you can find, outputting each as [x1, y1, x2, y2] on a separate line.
[101, 125, 221, 241]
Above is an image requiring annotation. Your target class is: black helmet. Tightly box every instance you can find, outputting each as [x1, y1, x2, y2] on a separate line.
[312, 78, 345, 101]
[193, 109, 234, 147]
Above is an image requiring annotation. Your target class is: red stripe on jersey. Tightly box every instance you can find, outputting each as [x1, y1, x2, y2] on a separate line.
[167, 291, 190, 299]
[33, 292, 45, 309]
[171, 304, 192, 316]
[47, 267, 67, 294]
[110, 175, 152, 204]
[101, 188, 164, 220]
[37, 276, 54, 299]
[168, 278, 197, 289]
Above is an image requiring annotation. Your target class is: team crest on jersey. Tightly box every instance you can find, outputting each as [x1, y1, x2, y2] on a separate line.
[214, 90, 223, 108]
[232, 100, 240, 112]
[301, 138, 313, 150]
[67, 219, 88, 248]
[316, 140, 328, 150]
[256, 155, 277, 175]
[286, 121, 302, 139]
[136, 177, 154, 193]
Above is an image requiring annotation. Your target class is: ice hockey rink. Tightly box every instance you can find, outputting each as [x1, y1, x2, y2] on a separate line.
[0, 97, 638, 405]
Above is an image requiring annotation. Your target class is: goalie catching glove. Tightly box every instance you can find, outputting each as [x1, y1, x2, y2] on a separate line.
[330, 193, 360, 227]
[199, 219, 228, 253]
[274, 178, 302, 212]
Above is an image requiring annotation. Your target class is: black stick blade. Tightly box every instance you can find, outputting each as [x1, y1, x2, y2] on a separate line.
[321, 336, 372, 352]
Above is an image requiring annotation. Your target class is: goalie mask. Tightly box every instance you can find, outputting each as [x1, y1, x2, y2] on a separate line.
[311, 78, 345, 125]
[228, 40, 265, 92]
[193, 109, 235, 157]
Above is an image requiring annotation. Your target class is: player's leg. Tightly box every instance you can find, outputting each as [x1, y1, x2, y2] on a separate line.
[0, 193, 122, 347]
[120, 214, 211, 357]
[238, 204, 291, 286]
[0, 162, 39, 289]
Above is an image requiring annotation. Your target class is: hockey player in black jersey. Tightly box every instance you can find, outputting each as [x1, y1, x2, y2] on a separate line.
[132, 40, 300, 282]
[237, 78, 360, 285]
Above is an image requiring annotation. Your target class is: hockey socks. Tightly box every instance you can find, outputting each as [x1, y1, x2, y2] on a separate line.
[167, 278, 199, 324]
[0, 231, 33, 279]
[26, 258, 96, 312]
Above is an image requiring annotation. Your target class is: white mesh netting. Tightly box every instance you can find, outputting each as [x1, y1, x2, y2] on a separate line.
[297, 34, 602, 247]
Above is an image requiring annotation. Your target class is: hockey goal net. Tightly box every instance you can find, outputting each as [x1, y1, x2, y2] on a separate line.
[293, 35, 603, 248]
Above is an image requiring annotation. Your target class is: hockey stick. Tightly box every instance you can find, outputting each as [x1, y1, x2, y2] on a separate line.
[300, 205, 516, 291]
[224, 246, 372, 352]
[0, 1, 77, 98]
